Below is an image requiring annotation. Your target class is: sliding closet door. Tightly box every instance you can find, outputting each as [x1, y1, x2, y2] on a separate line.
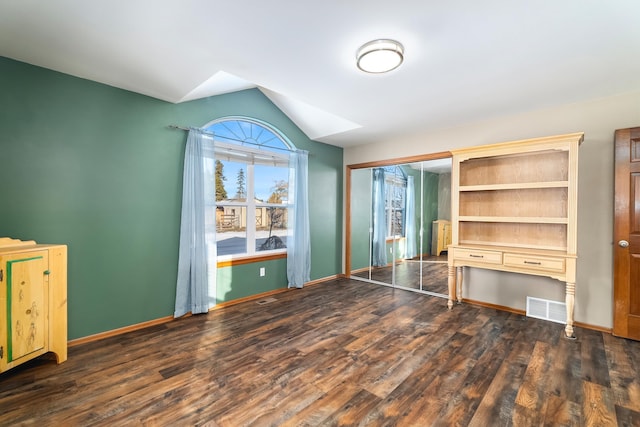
[420, 160, 452, 296]
[349, 167, 394, 287]
[347, 156, 451, 298]
[350, 168, 373, 281]
[392, 165, 421, 291]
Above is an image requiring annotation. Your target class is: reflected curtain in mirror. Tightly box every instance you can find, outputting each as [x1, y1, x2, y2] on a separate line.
[372, 168, 388, 267]
[404, 175, 417, 259]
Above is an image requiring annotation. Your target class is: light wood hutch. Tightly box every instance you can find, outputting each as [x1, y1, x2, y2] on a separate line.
[447, 132, 583, 338]
[432, 220, 451, 256]
[0, 237, 67, 373]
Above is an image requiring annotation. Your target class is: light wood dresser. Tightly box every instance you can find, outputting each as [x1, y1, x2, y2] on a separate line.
[447, 133, 583, 338]
[0, 237, 67, 373]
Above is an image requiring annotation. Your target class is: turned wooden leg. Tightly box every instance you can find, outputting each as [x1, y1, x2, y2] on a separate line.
[447, 265, 456, 309]
[456, 267, 463, 303]
[565, 282, 575, 338]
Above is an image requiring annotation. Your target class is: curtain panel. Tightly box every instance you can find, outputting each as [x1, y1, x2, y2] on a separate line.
[174, 130, 217, 317]
[287, 150, 311, 288]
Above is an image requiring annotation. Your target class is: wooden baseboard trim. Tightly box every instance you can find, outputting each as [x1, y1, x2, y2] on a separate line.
[68, 315, 176, 347]
[306, 274, 342, 286]
[348, 267, 369, 276]
[211, 274, 341, 311]
[462, 298, 613, 334]
[69, 274, 341, 347]
[574, 321, 612, 334]
[210, 287, 291, 311]
[462, 299, 525, 315]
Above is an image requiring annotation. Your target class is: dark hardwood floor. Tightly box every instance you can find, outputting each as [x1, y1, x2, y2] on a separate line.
[1, 278, 639, 426]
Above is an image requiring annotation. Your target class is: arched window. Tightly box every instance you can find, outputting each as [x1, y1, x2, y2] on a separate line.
[204, 117, 294, 257]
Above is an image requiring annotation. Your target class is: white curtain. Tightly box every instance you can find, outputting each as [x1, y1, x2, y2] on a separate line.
[404, 175, 417, 259]
[174, 130, 217, 317]
[287, 150, 310, 288]
[372, 168, 387, 267]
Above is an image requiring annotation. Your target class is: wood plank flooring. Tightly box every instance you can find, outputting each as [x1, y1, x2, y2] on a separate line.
[352, 260, 449, 295]
[1, 278, 639, 426]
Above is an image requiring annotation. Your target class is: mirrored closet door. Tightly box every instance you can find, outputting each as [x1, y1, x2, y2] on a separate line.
[347, 155, 452, 297]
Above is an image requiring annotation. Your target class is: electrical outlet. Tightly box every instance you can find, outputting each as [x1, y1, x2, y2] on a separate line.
[259, 267, 265, 277]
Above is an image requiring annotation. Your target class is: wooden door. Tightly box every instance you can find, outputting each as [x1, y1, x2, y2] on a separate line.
[6, 253, 48, 361]
[613, 127, 640, 340]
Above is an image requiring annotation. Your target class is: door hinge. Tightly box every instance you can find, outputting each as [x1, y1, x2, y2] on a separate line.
[0, 268, 3, 282]
[0, 346, 3, 359]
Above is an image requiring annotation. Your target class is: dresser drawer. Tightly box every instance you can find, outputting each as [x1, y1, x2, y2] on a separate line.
[453, 248, 502, 264]
[503, 253, 565, 273]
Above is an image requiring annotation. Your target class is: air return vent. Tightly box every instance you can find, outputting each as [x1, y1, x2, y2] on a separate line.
[526, 297, 566, 324]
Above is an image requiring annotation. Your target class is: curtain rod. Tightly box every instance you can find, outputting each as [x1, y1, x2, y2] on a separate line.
[168, 124, 215, 136]
[168, 124, 304, 154]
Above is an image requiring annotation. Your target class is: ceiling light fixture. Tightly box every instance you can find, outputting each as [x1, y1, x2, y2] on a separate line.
[356, 39, 404, 74]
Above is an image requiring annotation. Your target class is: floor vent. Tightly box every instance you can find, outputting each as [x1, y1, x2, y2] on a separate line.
[526, 297, 566, 324]
[256, 297, 278, 305]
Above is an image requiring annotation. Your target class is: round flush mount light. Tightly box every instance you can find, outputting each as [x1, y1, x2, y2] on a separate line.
[356, 39, 404, 73]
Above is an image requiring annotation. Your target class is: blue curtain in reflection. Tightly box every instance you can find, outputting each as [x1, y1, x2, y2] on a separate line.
[404, 175, 417, 259]
[372, 168, 388, 267]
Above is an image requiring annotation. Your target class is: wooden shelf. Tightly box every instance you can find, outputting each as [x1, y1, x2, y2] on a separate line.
[458, 216, 569, 224]
[457, 240, 568, 252]
[459, 181, 569, 191]
[458, 149, 570, 187]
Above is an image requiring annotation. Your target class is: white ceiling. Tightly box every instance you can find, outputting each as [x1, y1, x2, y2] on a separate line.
[1, 1, 639, 148]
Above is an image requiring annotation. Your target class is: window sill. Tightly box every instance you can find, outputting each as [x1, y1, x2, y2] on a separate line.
[217, 250, 287, 268]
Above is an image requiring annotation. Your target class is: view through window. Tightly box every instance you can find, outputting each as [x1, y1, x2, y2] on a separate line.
[204, 118, 293, 257]
[384, 165, 407, 238]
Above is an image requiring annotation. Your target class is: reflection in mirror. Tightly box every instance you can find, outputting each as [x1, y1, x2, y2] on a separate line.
[348, 156, 452, 297]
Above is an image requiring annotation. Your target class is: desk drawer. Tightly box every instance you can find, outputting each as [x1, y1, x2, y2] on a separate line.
[453, 248, 502, 264]
[503, 254, 565, 273]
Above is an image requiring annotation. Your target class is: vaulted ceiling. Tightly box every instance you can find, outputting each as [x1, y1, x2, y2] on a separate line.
[1, 1, 639, 148]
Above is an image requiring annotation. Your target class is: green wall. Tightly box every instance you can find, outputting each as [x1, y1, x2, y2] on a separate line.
[0, 57, 343, 340]
[422, 171, 440, 255]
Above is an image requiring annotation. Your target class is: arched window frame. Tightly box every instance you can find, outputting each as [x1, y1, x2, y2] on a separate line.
[204, 117, 295, 259]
